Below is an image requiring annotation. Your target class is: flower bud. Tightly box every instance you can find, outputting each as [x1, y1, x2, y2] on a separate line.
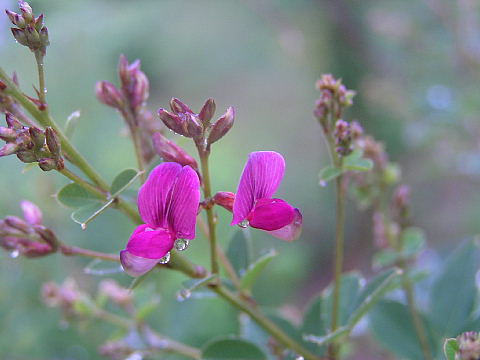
[34, 13, 43, 31]
[458, 332, 480, 360]
[198, 98, 216, 124]
[213, 192, 235, 212]
[21, 241, 54, 258]
[0, 127, 17, 141]
[158, 108, 189, 136]
[11, 28, 28, 46]
[129, 70, 149, 111]
[45, 127, 61, 158]
[21, 200, 42, 225]
[28, 126, 45, 149]
[0, 81, 6, 91]
[0, 143, 19, 157]
[207, 106, 235, 145]
[95, 81, 124, 109]
[5, 215, 30, 233]
[24, 24, 40, 44]
[39, 27, 49, 49]
[38, 157, 56, 171]
[98, 279, 132, 306]
[16, 151, 36, 163]
[5, 10, 25, 28]
[186, 113, 203, 139]
[5, 112, 23, 129]
[18, 1, 33, 23]
[152, 132, 198, 169]
[33, 225, 58, 250]
[170, 98, 192, 115]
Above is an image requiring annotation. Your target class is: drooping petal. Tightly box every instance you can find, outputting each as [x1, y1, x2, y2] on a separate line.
[248, 198, 295, 231]
[267, 208, 303, 241]
[232, 151, 285, 225]
[120, 250, 159, 277]
[138, 162, 182, 227]
[167, 166, 200, 239]
[125, 225, 175, 259]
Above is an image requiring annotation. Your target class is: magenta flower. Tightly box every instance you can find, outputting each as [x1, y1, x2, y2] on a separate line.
[120, 163, 200, 277]
[231, 151, 302, 241]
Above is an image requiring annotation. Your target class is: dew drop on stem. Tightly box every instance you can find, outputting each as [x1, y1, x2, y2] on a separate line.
[158, 252, 170, 264]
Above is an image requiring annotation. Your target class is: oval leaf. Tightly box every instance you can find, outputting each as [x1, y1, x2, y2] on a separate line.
[319, 165, 343, 186]
[57, 183, 100, 208]
[202, 338, 267, 360]
[443, 338, 459, 360]
[111, 169, 141, 196]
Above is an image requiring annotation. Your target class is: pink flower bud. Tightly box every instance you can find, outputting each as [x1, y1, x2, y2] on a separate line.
[207, 106, 235, 145]
[34, 14, 44, 31]
[186, 113, 203, 139]
[158, 108, 189, 136]
[213, 192, 235, 212]
[129, 70, 149, 111]
[4, 215, 30, 233]
[5, 10, 25, 28]
[170, 98, 192, 114]
[45, 127, 61, 158]
[11, 28, 28, 46]
[152, 132, 198, 169]
[28, 126, 45, 149]
[95, 81, 124, 109]
[18, 1, 33, 22]
[20, 200, 42, 225]
[0, 127, 17, 141]
[198, 98, 216, 124]
[5, 113, 22, 129]
[98, 279, 132, 306]
[0, 143, 19, 157]
[38, 157, 56, 171]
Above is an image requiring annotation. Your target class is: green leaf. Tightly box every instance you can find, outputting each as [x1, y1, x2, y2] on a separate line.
[430, 240, 478, 336]
[369, 300, 438, 360]
[239, 315, 272, 359]
[319, 165, 343, 186]
[322, 272, 362, 327]
[227, 230, 252, 276]
[443, 338, 459, 360]
[301, 295, 327, 356]
[401, 227, 426, 258]
[372, 250, 399, 269]
[202, 337, 267, 360]
[57, 183, 100, 208]
[111, 169, 142, 197]
[240, 249, 278, 290]
[343, 150, 374, 172]
[65, 110, 81, 139]
[70, 200, 113, 229]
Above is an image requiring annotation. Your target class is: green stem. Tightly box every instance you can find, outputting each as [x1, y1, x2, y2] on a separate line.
[213, 285, 324, 360]
[198, 149, 219, 276]
[59, 168, 106, 198]
[34, 51, 46, 106]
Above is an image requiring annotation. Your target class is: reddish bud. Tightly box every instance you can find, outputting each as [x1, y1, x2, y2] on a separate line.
[11, 28, 28, 46]
[5, 216, 30, 233]
[158, 108, 189, 136]
[152, 132, 198, 169]
[33, 225, 58, 250]
[170, 98, 192, 114]
[129, 70, 149, 110]
[5, 10, 25, 28]
[16, 151, 37, 163]
[198, 98, 216, 124]
[0, 143, 19, 156]
[45, 127, 61, 158]
[95, 81, 124, 109]
[21, 200, 42, 225]
[186, 113, 203, 139]
[18, 1, 33, 22]
[38, 157, 56, 171]
[207, 106, 235, 145]
[28, 126, 45, 149]
[34, 13, 43, 31]
[0, 81, 6, 90]
[0, 127, 17, 141]
[213, 192, 235, 212]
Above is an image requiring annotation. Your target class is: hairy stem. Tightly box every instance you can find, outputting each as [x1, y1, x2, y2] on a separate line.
[213, 285, 324, 360]
[198, 149, 219, 276]
[34, 52, 47, 106]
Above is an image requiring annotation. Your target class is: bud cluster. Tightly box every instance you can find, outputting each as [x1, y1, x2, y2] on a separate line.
[0, 113, 64, 171]
[0, 200, 57, 258]
[158, 97, 235, 149]
[98, 279, 133, 307]
[314, 74, 355, 133]
[6, 1, 49, 56]
[334, 119, 354, 156]
[457, 332, 480, 360]
[42, 278, 89, 319]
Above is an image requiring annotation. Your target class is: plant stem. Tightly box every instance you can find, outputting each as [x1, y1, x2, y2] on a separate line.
[59, 168, 107, 198]
[130, 127, 147, 183]
[197, 149, 219, 276]
[34, 52, 47, 106]
[213, 285, 324, 360]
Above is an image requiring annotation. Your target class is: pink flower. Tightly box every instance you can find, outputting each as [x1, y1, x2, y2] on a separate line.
[231, 151, 302, 241]
[120, 163, 200, 277]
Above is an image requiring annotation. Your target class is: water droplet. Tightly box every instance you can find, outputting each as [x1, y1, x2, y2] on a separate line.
[10, 250, 19, 258]
[125, 352, 143, 360]
[80, 223, 87, 230]
[295, 356, 304, 360]
[238, 219, 249, 228]
[319, 180, 327, 187]
[158, 252, 170, 264]
[176, 289, 191, 302]
[145, 227, 154, 232]
[174, 239, 189, 251]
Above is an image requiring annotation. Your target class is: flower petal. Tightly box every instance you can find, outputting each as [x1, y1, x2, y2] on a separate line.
[125, 225, 175, 259]
[138, 162, 182, 227]
[120, 250, 159, 277]
[248, 198, 295, 231]
[167, 166, 200, 239]
[20, 200, 42, 225]
[267, 208, 303, 241]
[232, 151, 285, 225]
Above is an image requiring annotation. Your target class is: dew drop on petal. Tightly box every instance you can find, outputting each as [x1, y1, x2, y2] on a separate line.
[10, 250, 19, 258]
[145, 227, 154, 232]
[238, 219, 249, 228]
[174, 239, 189, 251]
[158, 252, 170, 264]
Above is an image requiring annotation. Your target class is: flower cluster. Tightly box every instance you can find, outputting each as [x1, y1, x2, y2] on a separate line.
[0, 200, 57, 257]
[6, 1, 49, 55]
[121, 151, 302, 277]
[0, 113, 64, 171]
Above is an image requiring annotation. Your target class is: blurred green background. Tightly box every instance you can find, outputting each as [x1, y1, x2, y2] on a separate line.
[1, 0, 480, 359]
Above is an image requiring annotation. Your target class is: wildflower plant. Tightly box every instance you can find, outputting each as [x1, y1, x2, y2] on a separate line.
[1, 2, 480, 360]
